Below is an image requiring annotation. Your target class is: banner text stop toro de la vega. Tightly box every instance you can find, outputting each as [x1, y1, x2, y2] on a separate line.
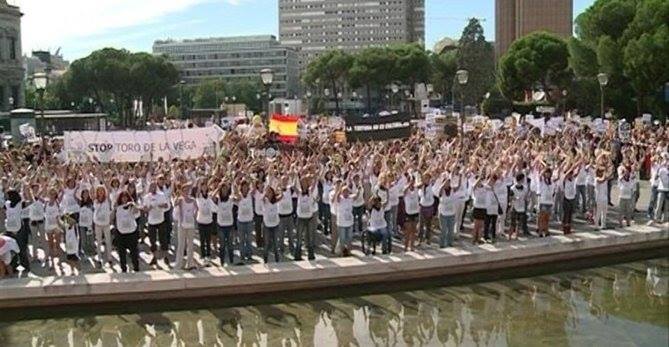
[63, 126, 224, 163]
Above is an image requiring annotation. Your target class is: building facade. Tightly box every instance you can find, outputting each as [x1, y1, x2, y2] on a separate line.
[153, 35, 299, 99]
[495, 0, 573, 60]
[279, 0, 425, 69]
[0, 0, 23, 112]
[24, 49, 70, 80]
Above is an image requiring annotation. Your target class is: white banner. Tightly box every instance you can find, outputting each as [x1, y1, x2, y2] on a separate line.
[64, 126, 224, 163]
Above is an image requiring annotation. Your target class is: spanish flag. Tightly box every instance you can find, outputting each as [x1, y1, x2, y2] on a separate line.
[269, 114, 299, 143]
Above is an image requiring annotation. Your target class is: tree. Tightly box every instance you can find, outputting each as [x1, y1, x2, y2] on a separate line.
[456, 18, 495, 107]
[391, 43, 431, 116]
[303, 50, 353, 115]
[349, 47, 396, 113]
[498, 32, 571, 103]
[429, 50, 458, 105]
[624, 24, 669, 116]
[167, 105, 181, 119]
[193, 79, 226, 108]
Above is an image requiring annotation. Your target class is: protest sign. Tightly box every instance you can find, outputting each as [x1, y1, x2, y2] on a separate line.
[64, 126, 224, 163]
[344, 113, 412, 142]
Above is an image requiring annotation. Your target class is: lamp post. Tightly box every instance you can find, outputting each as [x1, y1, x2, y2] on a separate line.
[597, 73, 608, 117]
[33, 72, 48, 135]
[391, 84, 399, 111]
[179, 80, 187, 120]
[453, 69, 468, 146]
[260, 68, 274, 122]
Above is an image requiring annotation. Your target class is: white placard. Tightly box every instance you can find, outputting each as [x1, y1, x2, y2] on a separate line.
[64, 126, 224, 163]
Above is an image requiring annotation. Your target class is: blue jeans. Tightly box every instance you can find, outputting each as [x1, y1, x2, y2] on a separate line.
[338, 226, 353, 252]
[654, 191, 668, 223]
[263, 225, 281, 263]
[439, 214, 455, 248]
[648, 186, 658, 218]
[237, 221, 253, 260]
[217, 225, 234, 265]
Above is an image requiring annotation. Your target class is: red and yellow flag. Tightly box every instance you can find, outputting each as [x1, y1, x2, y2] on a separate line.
[269, 114, 299, 143]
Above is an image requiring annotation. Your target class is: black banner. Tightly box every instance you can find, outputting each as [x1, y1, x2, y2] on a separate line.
[344, 114, 413, 142]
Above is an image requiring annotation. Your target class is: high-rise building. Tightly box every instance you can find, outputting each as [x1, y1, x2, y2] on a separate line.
[495, 0, 573, 59]
[153, 35, 299, 98]
[279, 0, 425, 69]
[0, 0, 24, 111]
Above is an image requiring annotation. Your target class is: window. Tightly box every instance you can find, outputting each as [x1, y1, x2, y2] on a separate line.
[10, 38, 17, 60]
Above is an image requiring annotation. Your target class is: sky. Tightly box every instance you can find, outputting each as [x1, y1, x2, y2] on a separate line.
[11, 0, 596, 61]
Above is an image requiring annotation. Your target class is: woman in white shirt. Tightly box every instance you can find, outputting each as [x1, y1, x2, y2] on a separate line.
[366, 196, 389, 255]
[195, 181, 216, 266]
[594, 167, 610, 230]
[262, 186, 282, 263]
[43, 188, 63, 268]
[4, 189, 30, 272]
[216, 182, 235, 265]
[418, 173, 435, 246]
[537, 169, 555, 237]
[335, 182, 355, 257]
[319, 172, 334, 236]
[143, 182, 170, 267]
[27, 184, 45, 262]
[435, 178, 459, 248]
[617, 167, 636, 227]
[471, 178, 488, 244]
[296, 175, 317, 261]
[277, 176, 296, 257]
[93, 186, 113, 267]
[174, 184, 198, 270]
[114, 191, 140, 273]
[402, 177, 420, 252]
[234, 179, 255, 262]
[78, 188, 95, 256]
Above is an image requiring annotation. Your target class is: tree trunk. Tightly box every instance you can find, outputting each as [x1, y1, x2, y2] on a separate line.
[366, 83, 372, 114]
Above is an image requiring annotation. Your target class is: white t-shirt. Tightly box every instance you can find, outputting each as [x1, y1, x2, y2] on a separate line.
[29, 200, 45, 222]
[538, 180, 555, 206]
[217, 198, 234, 227]
[594, 180, 608, 203]
[297, 193, 314, 219]
[195, 197, 216, 224]
[144, 192, 168, 225]
[658, 166, 669, 192]
[336, 196, 354, 227]
[178, 200, 197, 230]
[369, 207, 387, 231]
[253, 190, 264, 215]
[4, 202, 22, 233]
[61, 188, 80, 214]
[618, 179, 635, 200]
[44, 202, 61, 231]
[93, 200, 112, 226]
[321, 181, 333, 205]
[79, 205, 94, 228]
[510, 185, 528, 212]
[418, 185, 434, 207]
[563, 177, 577, 200]
[278, 189, 294, 216]
[437, 192, 457, 216]
[472, 186, 489, 209]
[404, 189, 420, 215]
[236, 194, 254, 223]
[115, 206, 138, 234]
[262, 199, 280, 228]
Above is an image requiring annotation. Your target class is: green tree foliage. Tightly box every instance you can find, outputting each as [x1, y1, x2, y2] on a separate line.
[62, 48, 179, 127]
[498, 32, 571, 103]
[348, 47, 396, 112]
[303, 50, 353, 114]
[193, 79, 226, 108]
[429, 50, 458, 104]
[571, 0, 668, 117]
[456, 18, 495, 107]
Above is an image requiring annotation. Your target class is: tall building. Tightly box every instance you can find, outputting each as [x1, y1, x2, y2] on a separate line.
[495, 0, 573, 59]
[24, 49, 70, 80]
[279, 0, 425, 69]
[0, 0, 24, 111]
[153, 35, 299, 98]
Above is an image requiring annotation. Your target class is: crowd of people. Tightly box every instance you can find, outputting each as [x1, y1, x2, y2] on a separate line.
[0, 115, 667, 278]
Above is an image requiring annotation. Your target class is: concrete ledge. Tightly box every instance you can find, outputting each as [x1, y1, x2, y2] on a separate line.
[0, 225, 667, 310]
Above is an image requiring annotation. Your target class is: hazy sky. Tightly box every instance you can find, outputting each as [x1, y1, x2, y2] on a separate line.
[11, 0, 595, 61]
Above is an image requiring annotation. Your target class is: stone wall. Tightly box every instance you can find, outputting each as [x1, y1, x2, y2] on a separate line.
[0, 0, 24, 111]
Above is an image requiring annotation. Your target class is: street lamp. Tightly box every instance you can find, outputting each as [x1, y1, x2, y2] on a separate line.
[260, 68, 274, 121]
[33, 72, 49, 135]
[597, 73, 609, 117]
[453, 69, 468, 145]
[179, 80, 187, 120]
[391, 84, 399, 110]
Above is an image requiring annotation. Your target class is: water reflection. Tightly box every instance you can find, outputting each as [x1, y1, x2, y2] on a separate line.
[1, 259, 667, 346]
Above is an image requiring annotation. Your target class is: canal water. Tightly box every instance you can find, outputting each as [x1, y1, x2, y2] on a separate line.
[1, 258, 667, 347]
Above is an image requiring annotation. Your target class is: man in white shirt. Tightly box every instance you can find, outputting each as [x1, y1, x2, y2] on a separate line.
[509, 174, 529, 237]
[652, 154, 669, 224]
[143, 183, 169, 266]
